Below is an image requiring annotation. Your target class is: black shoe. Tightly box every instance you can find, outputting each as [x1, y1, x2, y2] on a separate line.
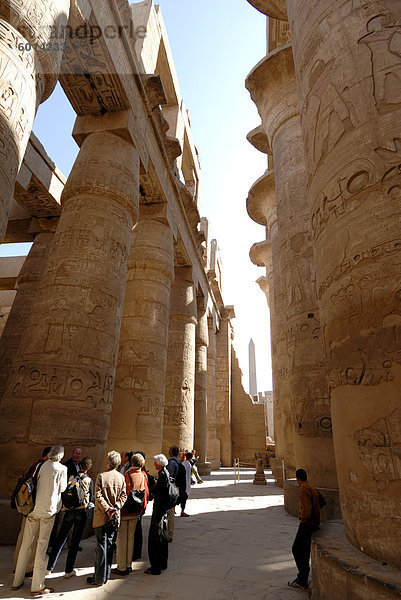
[288, 579, 308, 590]
[111, 568, 129, 576]
[86, 577, 103, 586]
[25, 571, 33, 578]
[144, 568, 161, 575]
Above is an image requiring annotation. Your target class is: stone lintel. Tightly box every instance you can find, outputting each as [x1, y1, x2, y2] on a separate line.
[247, 125, 271, 155]
[247, 169, 275, 226]
[245, 44, 297, 143]
[72, 110, 137, 147]
[247, 0, 287, 21]
[0, 257, 25, 291]
[249, 239, 272, 268]
[220, 305, 235, 320]
[311, 522, 401, 599]
[4, 220, 34, 244]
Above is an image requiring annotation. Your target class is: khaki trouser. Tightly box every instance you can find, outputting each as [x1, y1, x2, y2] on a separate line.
[14, 517, 37, 571]
[13, 513, 55, 592]
[116, 515, 139, 571]
[167, 507, 175, 541]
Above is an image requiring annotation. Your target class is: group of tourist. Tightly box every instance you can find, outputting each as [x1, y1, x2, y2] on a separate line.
[11, 443, 196, 595]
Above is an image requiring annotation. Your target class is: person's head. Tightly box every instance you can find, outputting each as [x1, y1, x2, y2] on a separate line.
[80, 456, 92, 473]
[154, 454, 168, 471]
[186, 452, 193, 461]
[131, 453, 145, 469]
[134, 450, 146, 459]
[42, 446, 51, 459]
[48, 444, 64, 462]
[296, 468, 307, 485]
[169, 446, 179, 457]
[72, 447, 82, 464]
[120, 451, 130, 465]
[107, 450, 121, 471]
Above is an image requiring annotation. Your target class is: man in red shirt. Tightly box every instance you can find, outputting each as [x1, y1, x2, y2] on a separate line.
[288, 468, 324, 591]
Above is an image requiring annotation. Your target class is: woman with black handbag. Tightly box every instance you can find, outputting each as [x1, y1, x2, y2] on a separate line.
[113, 453, 148, 576]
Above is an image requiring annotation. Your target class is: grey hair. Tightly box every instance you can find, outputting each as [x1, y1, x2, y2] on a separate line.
[107, 450, 121, 469]
[48, 444, 64, 462]
[154, 453, 168, 467]
[131, 452, 145, 468]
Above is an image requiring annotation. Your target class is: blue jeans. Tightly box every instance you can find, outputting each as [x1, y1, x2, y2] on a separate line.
[93, 524, 117, 584]
[47, 510, 87, 573]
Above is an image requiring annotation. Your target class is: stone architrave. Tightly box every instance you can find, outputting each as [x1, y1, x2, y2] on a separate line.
[0, 231, 54, 401]
[0, 128, 140, 503]
[247, 170, 295, 478]
[194, 301, 211, 475]
[215, 307, 234, 467]
[0, 0, 70, 242]
[246, 41, 337, 490]
[287, 0, 401, 567]
[163, 266, 197, 454]
[106, 203, 174, 461]
[207, 317, 219, 469]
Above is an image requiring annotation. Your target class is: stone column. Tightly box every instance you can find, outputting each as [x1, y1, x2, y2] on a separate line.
[246, 33, 337, 490]
[0, 128, 140, 501]
[163, 266, 197, 453]
[0, 0, 70, 241]
[0, 230, 54, 401]
[287, 0, 401, 567]
[194, 301, 211, 475]
[247, 170, 295, 484]
[215, 307, 234, 466]
[207, 317, 219, 469]
[106, 203, 174, 461]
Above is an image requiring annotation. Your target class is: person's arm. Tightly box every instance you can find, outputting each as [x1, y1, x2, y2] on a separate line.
[115, 479, 127, 510]
[60, 467, 68, 493]
[95, 474, 113, 515]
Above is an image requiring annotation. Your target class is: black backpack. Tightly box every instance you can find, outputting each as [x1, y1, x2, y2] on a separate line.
[175, 462, 187, 496]
[166, 475, 180, 509]
[61, 474, 86, 509]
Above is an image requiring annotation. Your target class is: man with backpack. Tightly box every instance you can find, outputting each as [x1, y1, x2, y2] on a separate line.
[12, 446, 51, 575]
[47, 456, 94, 578]
[12, 444, 67, 596]
[166, 446, 187, 542]
[145, 454, 172, 575]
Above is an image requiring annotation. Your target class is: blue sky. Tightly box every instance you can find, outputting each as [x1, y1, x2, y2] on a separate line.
[6, 0, 272, 392]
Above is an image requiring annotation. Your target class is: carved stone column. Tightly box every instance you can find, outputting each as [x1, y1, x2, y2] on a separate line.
[163, 267, 197, 453]
[0, 0, 70, 241]
[0, 230, 54, 401]
[247, 38, 337, 490]
[287, 0, 401, 567]
[207, 317, 219, 470]
[0, 129, 140, 504]
[106, 203, 174, 461]
[215, 307, 234, 467]
[194, 301, 210, 475]
[247, 170, 295, 484]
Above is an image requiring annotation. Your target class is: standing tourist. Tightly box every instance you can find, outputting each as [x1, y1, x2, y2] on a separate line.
[113, 452, 149, 576]
[145, 454, 170, 575]
[117, 451, 132, 475]
[166, 446, 186, 541]
[180, 452, 193, 517]
[47, 456, 93, 578]
[288, 468, 324, 591]
[12, 445, 67, 596]
[87, 451, 126, 587]
[63, 447, 82, 480]
[190, 449, 203, 484]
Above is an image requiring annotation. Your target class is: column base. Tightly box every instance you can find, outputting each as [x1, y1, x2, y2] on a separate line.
[284, 479, 342, 521]
[253, 473, 267, 485]
[311, 521, 401, 599]
[0, 499, 23, 545]
[197, 462, 211, 476]
[270, 457, 295, 487]
[210, 460, 220, 471]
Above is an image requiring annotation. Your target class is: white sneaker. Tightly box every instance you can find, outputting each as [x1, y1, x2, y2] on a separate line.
[64, 570, 77, 579]
[45, 570, 52, 575]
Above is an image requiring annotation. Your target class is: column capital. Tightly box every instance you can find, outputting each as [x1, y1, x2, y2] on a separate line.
[247, 125, 271, 155]
[72, 110, 137, 147]
[249, 239, 272, 269]
[247, 169, 275, 227]
[247, 0, 287, 21]
[246, 44, 298, 145]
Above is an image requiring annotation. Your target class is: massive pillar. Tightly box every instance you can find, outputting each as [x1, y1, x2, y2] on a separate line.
[215, 307, 234, 466]
[287, 0, 401, 567]
[194, 300, 210, 474]
[207, 316, 219, 469]
[247, 169, 295, 484]
[0, 0, 70, 241]
[0, 128, 140, 499]
[107, 204, 174, 461]
[246, 32, 337, 490]
[163, 266, 197, 453]
[0, 230, 54, 401]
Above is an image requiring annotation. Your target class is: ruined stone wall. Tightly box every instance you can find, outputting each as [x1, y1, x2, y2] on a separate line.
[231, 347, 266, 465]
